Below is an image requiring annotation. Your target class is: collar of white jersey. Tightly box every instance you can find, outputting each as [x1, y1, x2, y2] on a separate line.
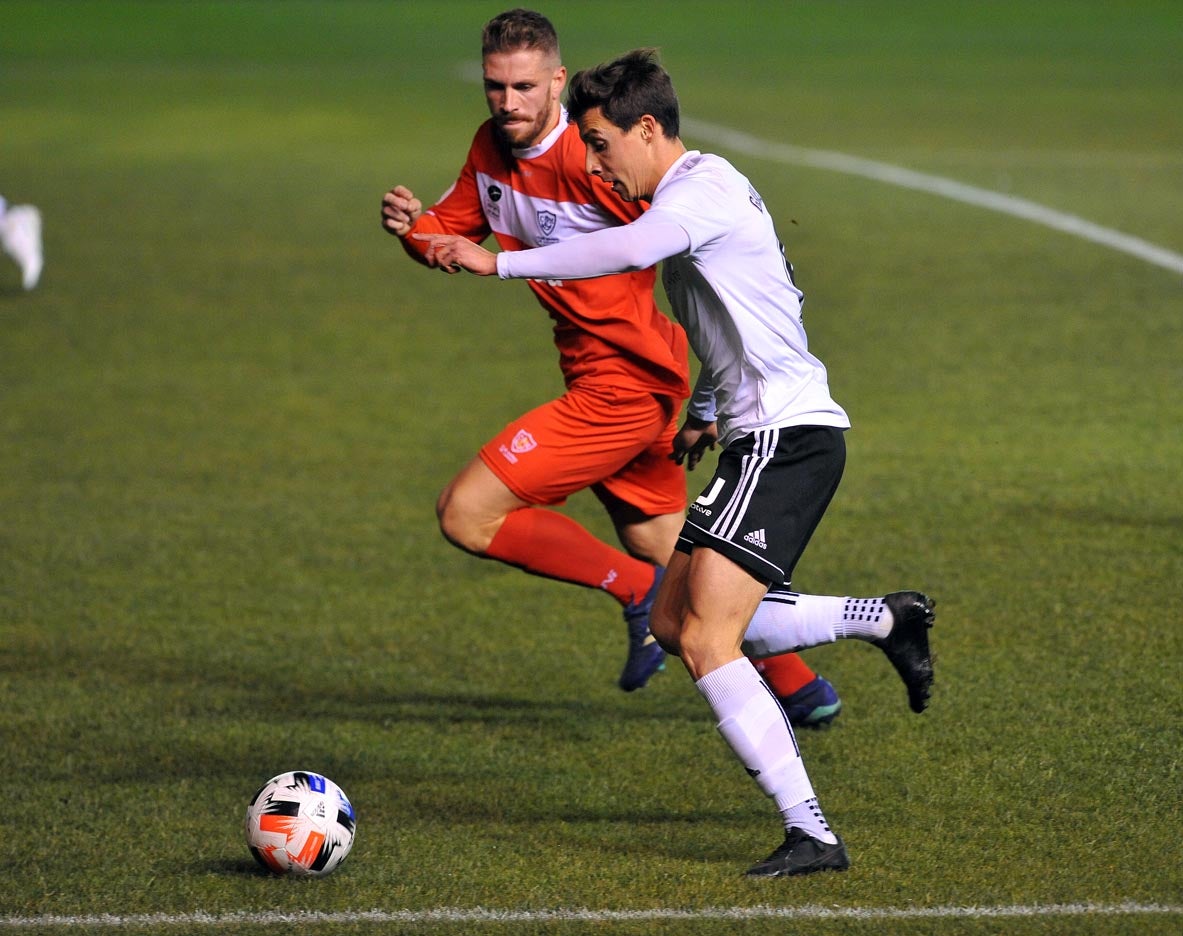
[653, 150, 703, 199]
[511, 107, 570, 160]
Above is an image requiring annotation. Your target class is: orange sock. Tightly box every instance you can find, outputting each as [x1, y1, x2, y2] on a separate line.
[753, 653, 817, 698]
[484, 507, 656, 606]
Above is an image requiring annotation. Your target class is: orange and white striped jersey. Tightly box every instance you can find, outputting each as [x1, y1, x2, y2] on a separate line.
[400, 113, 690, 401]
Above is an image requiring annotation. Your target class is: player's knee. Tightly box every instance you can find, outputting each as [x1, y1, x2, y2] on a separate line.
[436, 486, 504, 555]
[437, 489, 485, 554]
[618, 527, 668, 566]
[438, 511, 489, 554]
[674, 617, 733, 681]
[614, 512, 681, 566]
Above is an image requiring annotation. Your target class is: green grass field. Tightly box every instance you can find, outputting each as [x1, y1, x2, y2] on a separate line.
[2, 1, 1181, 933]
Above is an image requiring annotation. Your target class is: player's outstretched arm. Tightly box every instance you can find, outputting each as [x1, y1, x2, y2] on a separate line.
[381, 185, 423, 238]
[413, 233, 497, 276]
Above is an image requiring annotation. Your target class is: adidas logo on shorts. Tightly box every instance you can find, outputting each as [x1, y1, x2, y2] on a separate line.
[743, 528, 768, 550]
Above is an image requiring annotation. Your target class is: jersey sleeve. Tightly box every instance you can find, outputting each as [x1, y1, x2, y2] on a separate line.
[497, 214, 691, 281]
[687, 371, 718, 423]
[647, 168, 735, 253]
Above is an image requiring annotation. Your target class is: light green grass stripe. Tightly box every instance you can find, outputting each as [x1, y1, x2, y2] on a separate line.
[682, 117, 1183, 276]
[3, 903, 1181, 929]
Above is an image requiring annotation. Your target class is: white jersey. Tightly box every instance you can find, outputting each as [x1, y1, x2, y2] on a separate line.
[499, 149, 850, 445]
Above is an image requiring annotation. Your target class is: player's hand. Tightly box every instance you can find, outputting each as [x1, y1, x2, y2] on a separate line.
[412, 233, 498, 276]
[381, 185, 422, 238]
[671, 417, 718, 470]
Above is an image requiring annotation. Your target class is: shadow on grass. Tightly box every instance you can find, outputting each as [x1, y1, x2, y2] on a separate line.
[205, 857, 269, 877]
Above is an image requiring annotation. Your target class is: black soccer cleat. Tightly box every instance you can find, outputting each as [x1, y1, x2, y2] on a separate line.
[745, 827, 851, 878]
[874, 591, 936, 713]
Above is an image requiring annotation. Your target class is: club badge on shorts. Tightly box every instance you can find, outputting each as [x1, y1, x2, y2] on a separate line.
[499, 429, 538, 464]
[511, 430, 537, 453]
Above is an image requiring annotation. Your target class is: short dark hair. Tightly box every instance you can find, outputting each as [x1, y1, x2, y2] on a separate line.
[481, 8, 560, 60]
[567, 48, 680, 138]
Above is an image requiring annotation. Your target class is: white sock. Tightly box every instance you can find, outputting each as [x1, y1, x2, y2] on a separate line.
[741, 591, 892, 658]
[780, 795, 837, 843]
[696, 657, 835, 841]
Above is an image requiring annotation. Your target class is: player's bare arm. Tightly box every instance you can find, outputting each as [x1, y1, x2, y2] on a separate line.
[413, 233, 498, 276]
[671, 416, 718, 470]
[381, 185, 423, 238]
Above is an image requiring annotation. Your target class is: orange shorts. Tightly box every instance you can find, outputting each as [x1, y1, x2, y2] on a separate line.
[479, 384, 688, 515]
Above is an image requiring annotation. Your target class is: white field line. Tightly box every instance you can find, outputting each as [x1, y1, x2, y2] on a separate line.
[680, 117, 1183, 276]
[2, 903, 1181, 929]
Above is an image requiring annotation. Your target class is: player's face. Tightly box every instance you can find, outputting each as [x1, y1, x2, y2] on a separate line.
[483, 48, 566, 149]
[579, 109, 653, 202]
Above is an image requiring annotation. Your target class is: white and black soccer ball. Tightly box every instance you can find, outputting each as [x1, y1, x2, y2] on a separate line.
[244, 771, 356, 877]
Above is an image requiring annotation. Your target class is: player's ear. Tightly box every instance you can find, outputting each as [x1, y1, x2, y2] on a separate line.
[552, 65, 568, 97]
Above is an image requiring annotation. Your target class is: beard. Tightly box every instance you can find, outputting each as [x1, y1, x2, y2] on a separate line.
[493, 108, 553, 149]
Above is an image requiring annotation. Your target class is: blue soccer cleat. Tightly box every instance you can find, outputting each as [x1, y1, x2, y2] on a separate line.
[778, 675, 842, 728]
[619, 566, 666, 691]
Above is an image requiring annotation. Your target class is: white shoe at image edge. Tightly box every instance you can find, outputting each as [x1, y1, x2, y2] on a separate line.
[1, 205, 43, 290]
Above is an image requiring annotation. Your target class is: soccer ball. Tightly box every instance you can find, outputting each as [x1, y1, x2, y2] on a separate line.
[244, 771, 356, 877]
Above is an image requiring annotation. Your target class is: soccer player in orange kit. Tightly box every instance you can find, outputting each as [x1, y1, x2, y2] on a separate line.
[381, 9, 841, 724]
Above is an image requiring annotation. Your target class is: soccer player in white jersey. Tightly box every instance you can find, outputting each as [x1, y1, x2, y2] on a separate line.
[419, 48, 937, 877]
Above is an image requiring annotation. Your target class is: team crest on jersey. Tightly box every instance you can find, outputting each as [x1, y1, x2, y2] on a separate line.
[536, 210, 557, 237]
[748, 184, 764, 212]
[510, 429, 538, 454]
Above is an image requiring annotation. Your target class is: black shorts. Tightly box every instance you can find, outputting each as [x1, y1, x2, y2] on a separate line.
[676, 425, 846, 585]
